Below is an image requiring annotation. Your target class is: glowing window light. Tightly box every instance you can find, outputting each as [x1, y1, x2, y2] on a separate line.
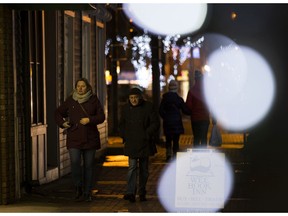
[135, 66, 152, 88]
[193, 47, 200, 59]
[179, 46, 191, 65]
[105, 33, 205, 90]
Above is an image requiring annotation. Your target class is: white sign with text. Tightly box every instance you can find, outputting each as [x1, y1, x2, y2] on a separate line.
[175, 150, 226, 209]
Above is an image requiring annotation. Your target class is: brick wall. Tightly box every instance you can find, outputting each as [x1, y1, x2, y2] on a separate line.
[0, 5, 16, 204]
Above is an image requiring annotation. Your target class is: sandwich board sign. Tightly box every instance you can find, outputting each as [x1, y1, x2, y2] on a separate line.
[175, 149, 226, 211]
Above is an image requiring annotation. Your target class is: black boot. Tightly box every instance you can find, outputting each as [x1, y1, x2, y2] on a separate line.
[75, 186, 83, 200]
[84, 193, 92, 202]
[139, 194, 147, 202]
[123, 194, 136, 203]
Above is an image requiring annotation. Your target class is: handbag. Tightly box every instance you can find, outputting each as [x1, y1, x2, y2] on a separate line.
[63, 103, 87, 135]
[209, 124, 222, 147]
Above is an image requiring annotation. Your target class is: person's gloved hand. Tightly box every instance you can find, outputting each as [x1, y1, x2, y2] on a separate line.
[80, 118, 90, 125]
[63, 121, 71, 128]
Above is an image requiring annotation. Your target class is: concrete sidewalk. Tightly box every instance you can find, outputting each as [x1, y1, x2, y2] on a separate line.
[0, 143, 167, 213]
[0, 117, 251, 212]
[0, 136, 252, 212]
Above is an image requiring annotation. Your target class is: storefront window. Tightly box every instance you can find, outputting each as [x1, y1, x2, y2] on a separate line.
[64, 11, 75, 98]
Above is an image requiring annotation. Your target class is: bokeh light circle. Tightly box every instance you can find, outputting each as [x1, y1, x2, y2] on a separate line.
[203, 35, 275, 131]
[123, 3, 207, 36]
[157, 150, 234, 212]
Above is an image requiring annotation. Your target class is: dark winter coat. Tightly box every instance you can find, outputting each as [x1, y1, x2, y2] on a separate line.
[54, 94, 105, 150]
[119, 99, 160, 158]
[159, 92, 190, 136]
[186, 80, 210, 122]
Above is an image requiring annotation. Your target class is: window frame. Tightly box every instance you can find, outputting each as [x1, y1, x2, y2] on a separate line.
[64, 10, 75, 98]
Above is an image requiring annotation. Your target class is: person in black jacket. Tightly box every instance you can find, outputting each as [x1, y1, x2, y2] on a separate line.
[159, 80, 190, 161]
[119, 87, 160, 203]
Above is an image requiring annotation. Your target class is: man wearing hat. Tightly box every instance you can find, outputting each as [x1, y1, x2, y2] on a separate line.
[119, 86, 160, 202]
[159, 80, 190, 161]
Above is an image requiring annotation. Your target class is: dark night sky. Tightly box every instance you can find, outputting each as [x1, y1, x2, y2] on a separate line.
[205, 4, 288, 103]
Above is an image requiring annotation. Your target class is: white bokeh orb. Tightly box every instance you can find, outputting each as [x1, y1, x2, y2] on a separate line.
[123, 3, 208, 36]
[203, 38, 275, 131]
[157, 150, 234, 212]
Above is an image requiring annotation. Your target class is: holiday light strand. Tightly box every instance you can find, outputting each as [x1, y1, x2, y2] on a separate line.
[105, 35, 205, 73]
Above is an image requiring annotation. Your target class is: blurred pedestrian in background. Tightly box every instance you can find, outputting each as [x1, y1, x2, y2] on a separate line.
[119, 87, 160, 202]
[159, 80, 190, 161]
[186, 70, 210, 148]
[209, 118, 222, 147]
[55, 78, 105, 202]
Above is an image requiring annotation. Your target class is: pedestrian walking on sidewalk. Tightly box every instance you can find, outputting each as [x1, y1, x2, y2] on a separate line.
[185, 70, 210, 148]
[55, 78, 105, 202]
[159, 80, 190, 161]
[119, 87, 160, 202]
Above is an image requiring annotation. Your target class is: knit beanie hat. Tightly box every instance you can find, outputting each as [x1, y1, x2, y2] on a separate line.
[168, 80, 178, 92]
[129, 87, 143, 96]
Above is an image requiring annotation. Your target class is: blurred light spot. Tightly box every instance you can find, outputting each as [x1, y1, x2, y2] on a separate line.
[204, 64, 211, 72]
[203, 36, 275, 131]
[231, 12, 237, 20]
[123, 3, 207, 36]
[157, 150, 233, 212]
[103, 155, 128, 167]
[193, 47, 201, 59]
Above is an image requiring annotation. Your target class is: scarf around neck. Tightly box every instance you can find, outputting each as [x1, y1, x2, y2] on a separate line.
[72, 90, 92, 104]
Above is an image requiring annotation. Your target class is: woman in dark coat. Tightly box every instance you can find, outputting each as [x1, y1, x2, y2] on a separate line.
[119, 87, 160, 203]
[55, 78, 105, 201]
[159, 80, 190, 161]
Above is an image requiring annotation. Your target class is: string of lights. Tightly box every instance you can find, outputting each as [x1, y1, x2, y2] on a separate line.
[105, 34, 205, 71]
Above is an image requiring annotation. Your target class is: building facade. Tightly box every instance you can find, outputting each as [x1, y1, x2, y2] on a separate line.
[0, 4, 111, 204]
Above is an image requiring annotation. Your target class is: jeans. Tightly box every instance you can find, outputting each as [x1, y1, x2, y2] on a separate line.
[127, 157, 149, 196]
[68, 148, 96, 195]
[191, 120, 210, 148]
[165, 133, 180, 158]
